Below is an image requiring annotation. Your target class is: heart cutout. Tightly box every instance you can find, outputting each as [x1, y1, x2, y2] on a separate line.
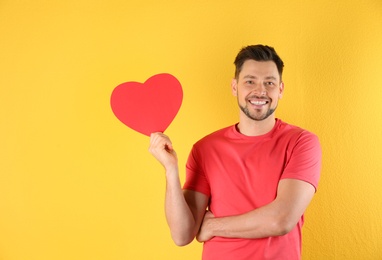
[110, 73, 183, 136]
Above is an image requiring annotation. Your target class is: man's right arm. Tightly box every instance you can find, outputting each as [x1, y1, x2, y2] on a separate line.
[149, 133, 209, 246]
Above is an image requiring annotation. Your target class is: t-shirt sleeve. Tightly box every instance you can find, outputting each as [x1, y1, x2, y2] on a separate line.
[183, 145, 211, 197]
[281, 131, 322, 191]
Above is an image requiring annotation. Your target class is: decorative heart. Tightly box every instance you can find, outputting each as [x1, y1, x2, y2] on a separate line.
[110, 73, 183, 136]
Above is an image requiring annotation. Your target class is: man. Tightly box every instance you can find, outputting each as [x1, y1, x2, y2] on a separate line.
[149, 45, 321, 259]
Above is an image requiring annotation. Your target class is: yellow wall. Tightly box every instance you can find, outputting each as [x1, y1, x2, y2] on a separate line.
[1, 0, 381, 259]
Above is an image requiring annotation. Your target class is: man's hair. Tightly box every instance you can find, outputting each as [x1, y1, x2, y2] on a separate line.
[234, 45, 284, 80]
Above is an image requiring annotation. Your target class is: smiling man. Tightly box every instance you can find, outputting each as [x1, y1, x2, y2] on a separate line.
[149, 45, 322, 260]
[236, 60, 282, 122]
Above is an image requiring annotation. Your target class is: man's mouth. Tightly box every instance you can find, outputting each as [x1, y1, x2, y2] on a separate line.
[249, 100, 268, 105]
[248, 97, 270, 106]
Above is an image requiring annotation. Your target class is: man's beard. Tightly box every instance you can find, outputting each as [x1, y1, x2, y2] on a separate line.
[239, 102, 276, 121]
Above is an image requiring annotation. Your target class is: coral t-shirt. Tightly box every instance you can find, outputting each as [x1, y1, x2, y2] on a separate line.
[184, 119, 322, 260]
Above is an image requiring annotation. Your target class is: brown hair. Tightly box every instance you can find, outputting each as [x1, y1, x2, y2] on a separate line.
[234, 45, 284, 80]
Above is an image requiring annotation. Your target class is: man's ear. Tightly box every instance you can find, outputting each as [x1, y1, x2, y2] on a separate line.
[279, 82, 284, 99]
[231, 78, 238, 96]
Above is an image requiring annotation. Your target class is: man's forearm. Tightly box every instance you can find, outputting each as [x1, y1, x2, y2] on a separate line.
[198, 201, 291, 241]
[149, 133, 204, 246]
[165, 167, 197, 246]
[197, 179, 316, 241]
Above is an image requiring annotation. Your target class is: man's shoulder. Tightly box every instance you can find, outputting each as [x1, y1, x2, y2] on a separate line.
[195, 125, 235, 145]
[278, 120, 317, 137]
[276, 119, 320, 145]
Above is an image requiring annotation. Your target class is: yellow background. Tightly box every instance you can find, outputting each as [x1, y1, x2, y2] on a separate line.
[1, 0, 382, 259]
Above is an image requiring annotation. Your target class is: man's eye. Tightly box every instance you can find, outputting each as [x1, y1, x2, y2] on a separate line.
[265, 82, 275, 86]
[246, 80, 254, 84]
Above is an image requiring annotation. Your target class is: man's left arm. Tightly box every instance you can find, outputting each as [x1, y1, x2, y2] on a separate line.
[196, 178, 315, 241]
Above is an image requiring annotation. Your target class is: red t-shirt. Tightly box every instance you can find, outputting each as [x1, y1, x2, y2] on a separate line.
[184, 119, 322, 260]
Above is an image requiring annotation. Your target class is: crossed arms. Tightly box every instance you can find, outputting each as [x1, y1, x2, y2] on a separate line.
[149, 133, 316, 246]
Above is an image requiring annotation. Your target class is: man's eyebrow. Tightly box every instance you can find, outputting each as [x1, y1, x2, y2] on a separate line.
[243, 75, 278, 80]
[265, 76, 278, 80]
[243, 75, 257, 79]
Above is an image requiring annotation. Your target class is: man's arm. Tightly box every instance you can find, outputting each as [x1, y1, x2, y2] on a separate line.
[197, 178, 315, 241]
[149, 133, 209, 246]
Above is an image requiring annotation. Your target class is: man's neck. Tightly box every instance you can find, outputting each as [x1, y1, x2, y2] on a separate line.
[236, 116, 276, 136]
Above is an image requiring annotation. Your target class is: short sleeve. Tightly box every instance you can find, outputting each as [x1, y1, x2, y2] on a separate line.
[281, 131, 322, 191]
[183, 145, 211, 197]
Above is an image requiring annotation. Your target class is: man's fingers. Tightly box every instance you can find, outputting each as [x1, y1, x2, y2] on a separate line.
[150, 132, 173, 151]
[149, 132, 177, 170]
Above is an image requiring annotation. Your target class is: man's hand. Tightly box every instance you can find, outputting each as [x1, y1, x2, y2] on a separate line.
[196, 211, 215, 242]
[149, 132, 178, 172]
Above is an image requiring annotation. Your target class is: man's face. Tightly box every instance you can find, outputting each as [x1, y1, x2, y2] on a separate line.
[232, 60, 284, 121]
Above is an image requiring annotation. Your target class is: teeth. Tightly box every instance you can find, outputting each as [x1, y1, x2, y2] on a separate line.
[250, 100, 267, 105]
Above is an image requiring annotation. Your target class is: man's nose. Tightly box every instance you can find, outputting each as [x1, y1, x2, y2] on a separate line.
[252, 83, 267, 96]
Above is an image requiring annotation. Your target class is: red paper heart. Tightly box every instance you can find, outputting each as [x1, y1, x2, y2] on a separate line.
[110, 73, 183, 136]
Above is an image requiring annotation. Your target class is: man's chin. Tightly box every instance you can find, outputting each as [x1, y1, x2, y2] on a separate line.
[239, 104, 276, 121]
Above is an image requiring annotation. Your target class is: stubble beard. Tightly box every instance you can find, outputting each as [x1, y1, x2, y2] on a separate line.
[238, 98, 277, 121]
